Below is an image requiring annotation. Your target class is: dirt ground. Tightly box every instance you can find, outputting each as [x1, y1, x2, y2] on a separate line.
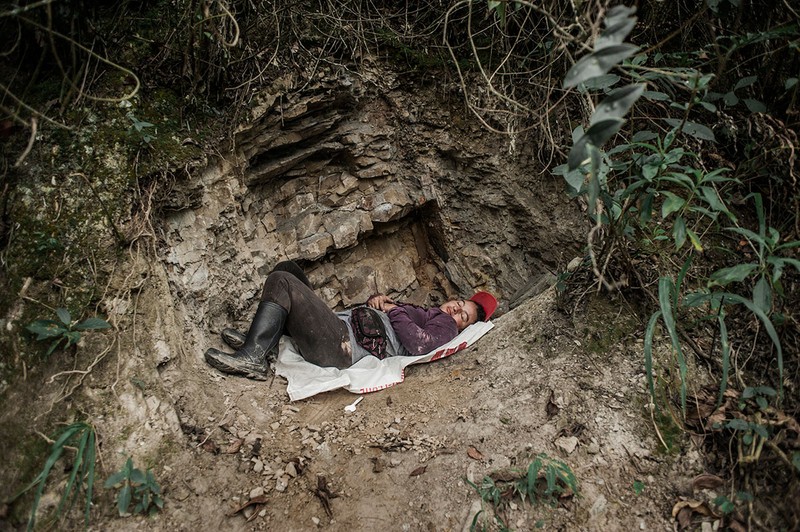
[15, 285, 710, 532]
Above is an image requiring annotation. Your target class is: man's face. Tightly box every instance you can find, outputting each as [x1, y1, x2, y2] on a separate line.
[440, 299, 479, 331]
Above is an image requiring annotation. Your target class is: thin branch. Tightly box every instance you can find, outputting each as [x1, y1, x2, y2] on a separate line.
[13, 117, 37, 167]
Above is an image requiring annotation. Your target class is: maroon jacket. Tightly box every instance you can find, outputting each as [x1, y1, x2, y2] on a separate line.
[386, 303, 459, 356]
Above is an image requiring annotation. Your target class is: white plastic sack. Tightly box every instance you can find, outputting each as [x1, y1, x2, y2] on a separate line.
[274, 320, 494, 401]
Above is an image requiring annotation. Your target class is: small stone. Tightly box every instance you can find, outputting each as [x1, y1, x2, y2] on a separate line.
[271, 422, 280, 430]
[590, 495, 607, 517]
[253, 458, 264, 473]
[312, 517, 320, 525]
[275, 476, 288, 492]
[249, 486, 265, 499]
[259, 508, 267, 517]
[555, 436, 579, 455]
[285, 462, 298, 478]
[587, 441, 600, 455]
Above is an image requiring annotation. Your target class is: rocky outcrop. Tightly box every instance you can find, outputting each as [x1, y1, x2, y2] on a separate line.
[161, 66, 585, 331]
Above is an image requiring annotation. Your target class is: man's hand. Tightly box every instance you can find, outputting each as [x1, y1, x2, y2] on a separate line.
[367, 294, 397, 312]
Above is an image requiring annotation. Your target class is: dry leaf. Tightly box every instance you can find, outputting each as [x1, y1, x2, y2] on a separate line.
[201, 439, 220, 454]
[675, 506, 693, 529]
[224, 438, 243, 454]
[409, 465, 427, 477]
[672, 498, 720, 529]
[228, 495, 269, 516]
[692, 473, 724, 491]
[467, 446, 485, 461]
[671, 499, 718, 518]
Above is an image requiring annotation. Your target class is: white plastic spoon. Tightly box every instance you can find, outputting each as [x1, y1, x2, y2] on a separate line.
[344, 397, 363, 412]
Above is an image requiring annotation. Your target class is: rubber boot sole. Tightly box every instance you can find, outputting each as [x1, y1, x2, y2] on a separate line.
[204, 348, 269, 381]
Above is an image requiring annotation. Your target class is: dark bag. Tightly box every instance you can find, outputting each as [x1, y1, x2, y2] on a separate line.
[350, 306, 388, 359]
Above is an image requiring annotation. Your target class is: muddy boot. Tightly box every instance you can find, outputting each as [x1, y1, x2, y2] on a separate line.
[221, 328, 246, 349]
[223, 328, 282, 360]
[204, 301, 287, 380]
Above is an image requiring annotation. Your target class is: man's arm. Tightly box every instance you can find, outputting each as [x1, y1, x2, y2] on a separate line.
[386, 305, 458, 356]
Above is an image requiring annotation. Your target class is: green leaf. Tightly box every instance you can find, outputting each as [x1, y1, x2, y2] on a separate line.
[700, 167, 736, 184]
[487, 0, 505, 24]
[83, 430, 96, 527]
[591, 84, 645, 125]
[710, 263, 758, 286]
[755, 386, 777, 396]
[727, 226, 766, 250]
[643, 91, 670, 101]
[723, 92, 739, 106]
[756, 396, 768, 410]
[660, 191, 685, 218]
[644, 310, 661, 414]
[792, 452, 800, 472]
[658, 278, 687, 415]
[74, 317, 111, 331]
[46, 337, 65, 356]
[563, 168, 585, 193]
[663, 119, 716, 141]
[567, 118, 624, 170]
[26, 320, 65, 340]
[104, 470, 127, 488]
[786, 78, 798, 90]
[752, 276, 772, 314]
[744, 99, 766, 113]
[527, 460, 541, 498]
[673, 216, 687, 250]
[697, 186, 728, 213]
[593, 6, 637, 51]
[564, 44, 640, 88]
[118, 484, 132, 515]
[727, 418, 750, 431]
[734, 76, 757, 91]
[130, 468, 146, 485]
[56, 308, 72, 326]
[544, 463, 557, 495]
[632, 130, 658, 142]
[579, 74, 620, 91]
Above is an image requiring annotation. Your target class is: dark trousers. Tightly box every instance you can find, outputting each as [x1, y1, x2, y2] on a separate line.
[260, 268, 352, 369]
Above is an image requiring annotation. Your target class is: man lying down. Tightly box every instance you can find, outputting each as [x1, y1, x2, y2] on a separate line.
[204, 261, 498, 380]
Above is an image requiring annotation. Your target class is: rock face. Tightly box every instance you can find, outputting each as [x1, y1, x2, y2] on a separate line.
[162, 67, 584, 331]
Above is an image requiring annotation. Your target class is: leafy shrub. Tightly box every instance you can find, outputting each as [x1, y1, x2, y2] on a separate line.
[26, 308, 111, 356]
[467, 453, 578, 530]
[104, 457, 164, 517]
